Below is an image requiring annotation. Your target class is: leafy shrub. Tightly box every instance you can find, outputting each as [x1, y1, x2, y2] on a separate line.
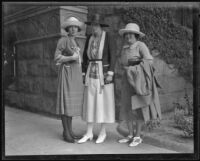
[116, 7, 193, 82]
[145, 119, 161, 131]
[174, 90, 193, 137]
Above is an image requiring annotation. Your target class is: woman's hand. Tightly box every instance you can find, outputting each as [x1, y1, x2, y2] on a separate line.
[71, 52, 79, 61]
[74, 47, 80, 53]
[105, 75, 113, 84]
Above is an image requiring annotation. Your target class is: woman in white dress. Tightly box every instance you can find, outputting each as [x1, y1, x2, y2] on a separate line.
[78, 14, 116, 144]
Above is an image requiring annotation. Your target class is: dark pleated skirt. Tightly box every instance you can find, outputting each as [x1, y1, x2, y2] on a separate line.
[56, 62, 84, 116]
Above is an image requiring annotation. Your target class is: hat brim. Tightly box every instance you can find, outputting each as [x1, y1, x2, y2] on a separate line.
[119, 29, 145, 37]
[61, 21, 83, 32]
[85, 22, 109, 27]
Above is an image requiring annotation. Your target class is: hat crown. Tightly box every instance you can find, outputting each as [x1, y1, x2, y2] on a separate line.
[125, 23, 140, 32]
[85, 13, 109, 27]
[61, 17, 82, 32]
[66, 17, 80, 22]
[119, 23, 145, 37]
[90, 13, 104, 23]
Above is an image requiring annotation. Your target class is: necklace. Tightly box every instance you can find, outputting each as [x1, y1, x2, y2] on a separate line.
[90, 31, 103, 58]
[68, 36, 77, 50]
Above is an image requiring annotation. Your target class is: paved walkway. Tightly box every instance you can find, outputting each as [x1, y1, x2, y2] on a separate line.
[4, 106, 177, 156]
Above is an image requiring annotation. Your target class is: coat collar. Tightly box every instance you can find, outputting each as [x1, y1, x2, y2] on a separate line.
[123, 41, 139, 49]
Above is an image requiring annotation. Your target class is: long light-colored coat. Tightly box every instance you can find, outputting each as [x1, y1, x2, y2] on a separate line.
[127, 59, 162, 122]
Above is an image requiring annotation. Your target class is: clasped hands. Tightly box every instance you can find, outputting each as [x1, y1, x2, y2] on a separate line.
[71, 52, 79, 61]
[104, 74, 113, 84]
[82, 73, 113, 84]
[69, 47, 80, 61]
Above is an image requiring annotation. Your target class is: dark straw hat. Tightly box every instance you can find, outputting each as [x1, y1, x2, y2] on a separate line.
[85, 14, 109, 27]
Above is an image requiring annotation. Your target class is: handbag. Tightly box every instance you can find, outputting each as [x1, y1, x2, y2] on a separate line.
[102, 83, 115, 109]
[128, 58, 141, 66]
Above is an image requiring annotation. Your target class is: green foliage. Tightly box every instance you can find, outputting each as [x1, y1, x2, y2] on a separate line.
[173, 90, 193, 137]
[145, 119, 161, 131]
[117, 7, 193, 82]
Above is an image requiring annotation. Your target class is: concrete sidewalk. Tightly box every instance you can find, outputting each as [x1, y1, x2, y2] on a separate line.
[4, 105, 178, 156]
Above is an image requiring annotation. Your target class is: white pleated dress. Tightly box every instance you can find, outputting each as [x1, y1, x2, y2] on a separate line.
[82, 31, 115, 123]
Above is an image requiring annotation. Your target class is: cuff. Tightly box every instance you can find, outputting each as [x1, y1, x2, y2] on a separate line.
[107, 71, 114, 76]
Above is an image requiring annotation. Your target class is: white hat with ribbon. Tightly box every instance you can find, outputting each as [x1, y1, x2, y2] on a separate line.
[119, 23, 145, 37]
[61, 17, 83, 32]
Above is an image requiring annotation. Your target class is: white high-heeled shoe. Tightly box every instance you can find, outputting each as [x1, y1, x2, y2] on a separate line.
[118, 135, 133, 143]
[129, 136, 142, 147]
[95, 133, 106, 144]
[77, 134, 93, 144]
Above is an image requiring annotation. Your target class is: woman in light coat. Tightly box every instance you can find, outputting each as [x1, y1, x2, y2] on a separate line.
[117, 23, 162, 147]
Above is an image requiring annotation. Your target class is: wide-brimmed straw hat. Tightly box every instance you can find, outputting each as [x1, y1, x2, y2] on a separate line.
[61, 17, 83, 32]
[119, 23, 145, 37]
[85, 14, 109, 27]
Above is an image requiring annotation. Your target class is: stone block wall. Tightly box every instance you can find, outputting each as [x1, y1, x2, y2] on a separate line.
[14, 38, 59, 113]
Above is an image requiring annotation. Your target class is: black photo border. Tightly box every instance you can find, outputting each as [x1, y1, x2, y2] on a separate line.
[1, 1, 200, 160]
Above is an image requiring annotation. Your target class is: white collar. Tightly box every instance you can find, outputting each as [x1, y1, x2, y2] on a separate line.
[123, 41, 139, 49]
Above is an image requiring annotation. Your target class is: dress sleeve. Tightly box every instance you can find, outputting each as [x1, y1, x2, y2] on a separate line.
[54, 37, 74, 64]
[107, 33, 117, 75]
[82, 35, 90, 74]
[138, 42, 153, 60]
[65, 37, 75, 56]
[115, 53, 123, 72]
[54, 38, 66, 63]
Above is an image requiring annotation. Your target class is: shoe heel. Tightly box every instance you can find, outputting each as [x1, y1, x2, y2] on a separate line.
[96, 134, 106, 144]
[129, 137, 142, 147]
[77, 134, 93, 143]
